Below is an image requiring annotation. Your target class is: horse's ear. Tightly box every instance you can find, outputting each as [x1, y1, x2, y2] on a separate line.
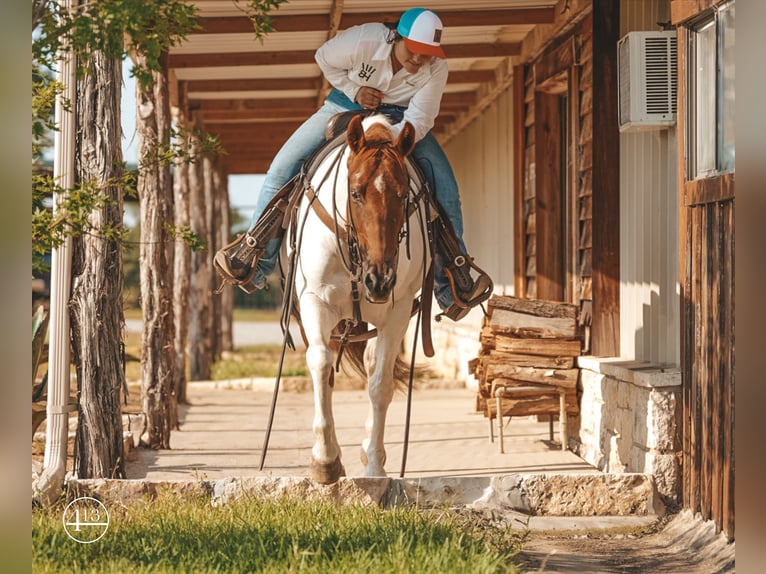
[346, 114, 366, 154]
[395, 121, 416, 157]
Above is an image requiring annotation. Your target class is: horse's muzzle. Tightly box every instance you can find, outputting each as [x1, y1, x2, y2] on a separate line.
[363, 264, 397, 303]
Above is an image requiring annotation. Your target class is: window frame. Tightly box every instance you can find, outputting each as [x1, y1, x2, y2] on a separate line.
[685, 0, 735, 181]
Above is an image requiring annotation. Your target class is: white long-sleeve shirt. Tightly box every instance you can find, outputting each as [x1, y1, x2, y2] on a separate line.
[315, 22, 448, 142]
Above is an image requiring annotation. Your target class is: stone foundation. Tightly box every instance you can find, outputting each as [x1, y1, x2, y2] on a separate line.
[572, 357, 681, 506]
[66, 472, 663, 517]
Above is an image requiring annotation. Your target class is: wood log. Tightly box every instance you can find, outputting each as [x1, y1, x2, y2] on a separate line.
[487, 394, 579, 417]
[488, 349, 574, 368]
[490, 308, 578, 339]
[485, 364, 579, 388]
[493, 336, 582, 357]
[488, 294, 578, 319]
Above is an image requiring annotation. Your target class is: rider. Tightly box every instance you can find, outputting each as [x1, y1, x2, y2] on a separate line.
[215, 7, 492, 321]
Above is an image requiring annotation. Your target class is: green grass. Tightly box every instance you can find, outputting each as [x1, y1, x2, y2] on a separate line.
[211, 344, 310, 379]
[33, 496, 522, 573]
[123, 307, 282, 323]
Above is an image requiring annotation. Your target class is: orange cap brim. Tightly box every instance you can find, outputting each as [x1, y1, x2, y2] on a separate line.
[403, 37, 446, 59]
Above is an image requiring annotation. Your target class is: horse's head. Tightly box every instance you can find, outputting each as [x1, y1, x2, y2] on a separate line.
[345, 114, 416, 303]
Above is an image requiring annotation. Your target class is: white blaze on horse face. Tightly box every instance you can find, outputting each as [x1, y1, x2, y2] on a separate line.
[373, 173, 386, 194]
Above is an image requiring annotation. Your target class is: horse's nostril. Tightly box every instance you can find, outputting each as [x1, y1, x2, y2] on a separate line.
[364, 272, 377, 292]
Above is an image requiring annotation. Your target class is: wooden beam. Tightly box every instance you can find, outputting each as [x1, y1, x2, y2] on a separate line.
[191, 97, 317, 111]
[513, 64, 526, 298]
[448, 70, 497, 83]
[185, 72, 492, 98]
[197, 9, 555, 35]
[205, 121, 303, 134]
[169, 43, 520, 69]
[169, 50, 316, 68]
[222, 157, 273, 174]
[441, 92, 477, 106]
[590, 0, 620, 356]
[186, 78, 319, 92]
[217, 132, 298, 146]
[196, 110, 313, 122]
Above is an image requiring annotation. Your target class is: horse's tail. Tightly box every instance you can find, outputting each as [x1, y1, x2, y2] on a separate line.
[335, 339, 368, 383]
[331, 322, 418, 393]
[392, 356, 413, 392]
[330, 321, 369, 384]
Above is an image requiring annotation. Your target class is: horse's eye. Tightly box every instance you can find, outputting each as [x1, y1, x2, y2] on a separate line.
[350, 187, 362, 203]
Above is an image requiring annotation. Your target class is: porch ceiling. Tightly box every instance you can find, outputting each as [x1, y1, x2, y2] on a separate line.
[172, 1, 559, 174]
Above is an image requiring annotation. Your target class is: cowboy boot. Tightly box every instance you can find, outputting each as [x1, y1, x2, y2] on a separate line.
[214, 176, 302, 294]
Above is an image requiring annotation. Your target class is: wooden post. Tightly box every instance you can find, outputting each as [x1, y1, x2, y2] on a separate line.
[172, 106, 191, 409]
[590, 0, 620, 356]
[559, 389, 568, 450]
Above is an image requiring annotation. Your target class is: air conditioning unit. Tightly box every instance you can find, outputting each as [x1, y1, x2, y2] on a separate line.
[617, 31, 677, 132]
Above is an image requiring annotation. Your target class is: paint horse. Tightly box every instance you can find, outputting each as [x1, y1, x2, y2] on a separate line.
[289, 114, 428, 484]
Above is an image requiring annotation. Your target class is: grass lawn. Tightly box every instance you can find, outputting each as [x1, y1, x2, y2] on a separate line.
[33, 495, 524, 573]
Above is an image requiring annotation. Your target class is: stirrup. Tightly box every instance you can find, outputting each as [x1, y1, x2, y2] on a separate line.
[437, 273, 493, 322]
[213, 233, 266, 294]
[446, 256, 493, 306]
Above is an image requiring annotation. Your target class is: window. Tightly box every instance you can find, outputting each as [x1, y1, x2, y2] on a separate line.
[687, 1, 735, 179]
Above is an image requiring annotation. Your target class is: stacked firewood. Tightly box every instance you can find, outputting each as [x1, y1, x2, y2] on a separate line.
[469, 295, 583, 419]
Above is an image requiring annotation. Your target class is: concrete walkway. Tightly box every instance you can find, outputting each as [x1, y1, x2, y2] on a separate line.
[110, 384, 734, 572]
[126, 385, 597, 481]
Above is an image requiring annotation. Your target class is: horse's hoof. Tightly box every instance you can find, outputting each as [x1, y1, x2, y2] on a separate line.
[310, 456, 346, 484]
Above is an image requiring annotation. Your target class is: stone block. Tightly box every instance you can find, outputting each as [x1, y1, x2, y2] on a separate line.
[645, 454, 680, 504]
[616, 381, 632, 409]
[399, 476, 492, 508]
[520, 473, 661, 516]
[646, 389, 680, 452]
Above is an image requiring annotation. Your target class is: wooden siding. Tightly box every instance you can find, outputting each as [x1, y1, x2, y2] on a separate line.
[675, 3, 736, 539]
[682, 196, 734, 540]
[515, 8, 619, 355]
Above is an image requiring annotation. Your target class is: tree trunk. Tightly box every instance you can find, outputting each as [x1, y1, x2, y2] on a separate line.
[172, 106, 191, 409]
[218, 164, 234, 353]
[204, 153, 221, 360]
[70, 50, 126, 478]
[136, 52, 176, 448]
[188, 128, 212, 380]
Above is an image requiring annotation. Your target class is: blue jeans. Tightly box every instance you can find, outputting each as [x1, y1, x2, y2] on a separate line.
[250, 88, 466, 310]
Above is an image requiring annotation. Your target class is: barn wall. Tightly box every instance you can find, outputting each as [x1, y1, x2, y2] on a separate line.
[445, 88, 516, 298]
[618, 0, 680, 366]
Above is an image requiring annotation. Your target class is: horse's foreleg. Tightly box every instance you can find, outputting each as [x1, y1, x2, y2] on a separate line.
[362, 346, 393, 477]
[361, 312, 410, 477]
[302, 296, 345, 484]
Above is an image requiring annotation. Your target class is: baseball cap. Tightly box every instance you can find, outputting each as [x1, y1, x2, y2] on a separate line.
[397, 8, 446, 59]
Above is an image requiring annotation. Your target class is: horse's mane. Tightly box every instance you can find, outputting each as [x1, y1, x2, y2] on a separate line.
[361, 115, 395, 145]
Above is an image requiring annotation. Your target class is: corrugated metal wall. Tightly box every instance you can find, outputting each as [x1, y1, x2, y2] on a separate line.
[619, 0, 680, 365]
[443, 88, 516, 297]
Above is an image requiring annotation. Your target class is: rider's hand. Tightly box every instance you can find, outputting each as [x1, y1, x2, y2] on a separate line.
[355, 87, 384, 110]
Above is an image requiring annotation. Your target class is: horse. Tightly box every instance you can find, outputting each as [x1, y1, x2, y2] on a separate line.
[286, 114, 429, 484]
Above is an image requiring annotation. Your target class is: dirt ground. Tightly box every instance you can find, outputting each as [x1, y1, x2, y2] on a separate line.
[517, 512, 735, 573]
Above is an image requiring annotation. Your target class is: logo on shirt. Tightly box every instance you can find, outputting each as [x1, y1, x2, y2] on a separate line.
[358, 63, 376, 81]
